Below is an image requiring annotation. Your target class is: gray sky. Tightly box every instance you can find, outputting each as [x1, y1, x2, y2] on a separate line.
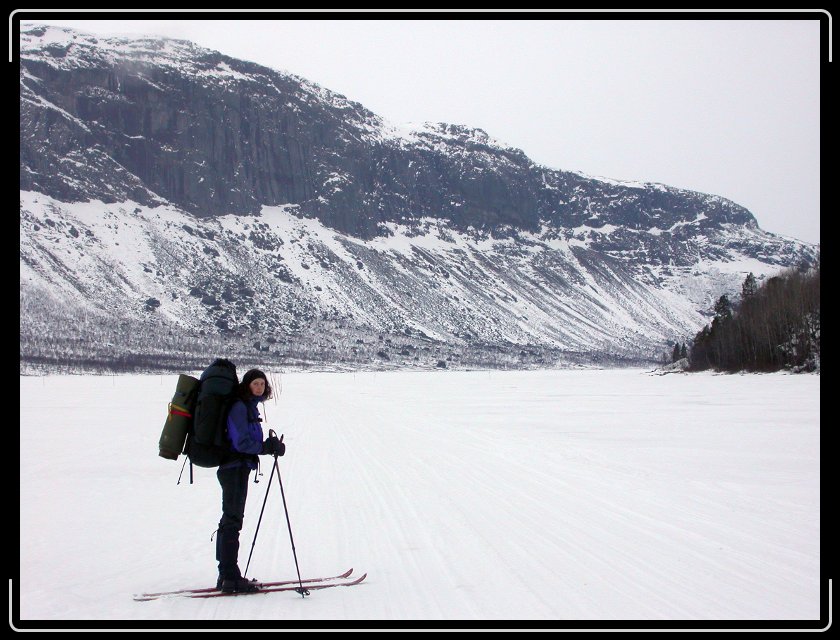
[20, 13, 822, 244]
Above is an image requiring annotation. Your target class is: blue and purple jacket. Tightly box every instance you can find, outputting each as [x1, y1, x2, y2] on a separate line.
[222, 394, 265, 470]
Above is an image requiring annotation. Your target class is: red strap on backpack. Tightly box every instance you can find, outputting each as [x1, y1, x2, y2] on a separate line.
[169, 403, 192, 419]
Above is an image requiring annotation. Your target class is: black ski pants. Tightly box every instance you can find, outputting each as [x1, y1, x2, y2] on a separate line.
[216, 463, 251, 580]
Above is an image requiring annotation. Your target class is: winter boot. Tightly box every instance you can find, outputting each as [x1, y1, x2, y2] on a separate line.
[219, 576, 261, 593]
[216, 527, 241, 583]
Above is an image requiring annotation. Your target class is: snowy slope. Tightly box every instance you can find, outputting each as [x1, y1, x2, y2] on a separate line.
[21, 191, 802, 372]
[18, 369, 820, 624]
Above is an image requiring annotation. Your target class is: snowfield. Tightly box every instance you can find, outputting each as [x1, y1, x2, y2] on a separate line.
[18, 369, 820, 626]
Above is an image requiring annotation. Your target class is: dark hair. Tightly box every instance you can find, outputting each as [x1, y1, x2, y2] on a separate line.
[237, 369, 273, 401]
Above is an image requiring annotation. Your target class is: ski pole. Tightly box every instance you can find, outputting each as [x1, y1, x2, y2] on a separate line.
[177, 456, 188, 485]
[243, 451, 277, 578]
[273, 433, 308, 597]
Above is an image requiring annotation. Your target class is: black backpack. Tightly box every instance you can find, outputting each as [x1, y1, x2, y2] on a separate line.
[183, 358, 240, 469]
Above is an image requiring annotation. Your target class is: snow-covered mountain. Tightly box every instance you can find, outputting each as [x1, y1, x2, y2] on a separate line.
[19, 24, 818, 371]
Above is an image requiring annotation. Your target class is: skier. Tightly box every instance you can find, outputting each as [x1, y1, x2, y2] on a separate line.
[215, 369, 285, 593]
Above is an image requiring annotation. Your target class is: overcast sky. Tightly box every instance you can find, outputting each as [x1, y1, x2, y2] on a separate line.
[20, 14, 822, 244]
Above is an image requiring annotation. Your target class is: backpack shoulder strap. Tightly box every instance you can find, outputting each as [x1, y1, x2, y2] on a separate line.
[246, 400, 262, 423]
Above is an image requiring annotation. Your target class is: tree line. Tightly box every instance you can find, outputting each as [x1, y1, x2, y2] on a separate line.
[676, 260, 819, 373]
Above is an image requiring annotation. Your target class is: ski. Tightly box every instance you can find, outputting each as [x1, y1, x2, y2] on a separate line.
[188, 573, 367, 598]
[133, 568, 354, 601]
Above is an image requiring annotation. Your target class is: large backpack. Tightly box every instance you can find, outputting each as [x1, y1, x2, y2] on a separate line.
[158, 358, 240, 472]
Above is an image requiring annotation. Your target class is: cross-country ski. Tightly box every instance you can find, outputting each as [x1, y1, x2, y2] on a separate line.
[133, 568, 355, 600]
[134, 572, 366, 601]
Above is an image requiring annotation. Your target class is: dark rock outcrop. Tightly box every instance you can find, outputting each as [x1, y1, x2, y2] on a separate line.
[21, 24, 757, 243]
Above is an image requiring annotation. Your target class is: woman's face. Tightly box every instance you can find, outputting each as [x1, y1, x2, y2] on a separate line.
[249, 377, 266, 397]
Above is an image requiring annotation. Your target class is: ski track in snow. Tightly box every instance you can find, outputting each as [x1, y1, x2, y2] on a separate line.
[18, 369, 819, 624]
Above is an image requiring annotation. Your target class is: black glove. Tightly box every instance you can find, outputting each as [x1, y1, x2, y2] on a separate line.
[262, 434, 285, 457]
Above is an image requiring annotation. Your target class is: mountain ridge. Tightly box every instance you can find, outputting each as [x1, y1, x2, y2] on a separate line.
[18, 24, 818, 372]
[20, 23, 759, 240]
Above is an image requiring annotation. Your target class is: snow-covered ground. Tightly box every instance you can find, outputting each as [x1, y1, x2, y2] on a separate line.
[18, 369, 820, 625]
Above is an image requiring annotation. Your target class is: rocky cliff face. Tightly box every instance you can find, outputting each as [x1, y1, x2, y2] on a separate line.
[21, 24, 758, 243]
[18, 25, 818, 372]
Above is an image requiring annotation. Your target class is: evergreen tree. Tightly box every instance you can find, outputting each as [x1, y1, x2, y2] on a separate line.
[714, 294, 733, 320]
[742, 272, 758, 299]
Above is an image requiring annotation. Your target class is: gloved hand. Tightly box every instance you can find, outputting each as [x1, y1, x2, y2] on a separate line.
[262, 434, 285, 457]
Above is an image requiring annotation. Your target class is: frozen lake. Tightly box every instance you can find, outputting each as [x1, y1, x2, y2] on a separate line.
[18, 368, 820, 625]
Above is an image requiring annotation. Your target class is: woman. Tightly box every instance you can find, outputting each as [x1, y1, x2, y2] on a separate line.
[215, 368, 285, 593]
